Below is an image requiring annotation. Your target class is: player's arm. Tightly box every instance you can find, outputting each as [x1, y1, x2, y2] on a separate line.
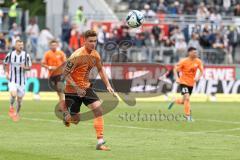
[96, 58, 116, 96]
[41, 53, 57, 70]
[21, 54, 32, 71]
[98, 68, 116, 96]
[194, 61, 204, 82]
[62, 58, 75, 79]
[174, 60, 183, 83]
[3, 52, 10, 80]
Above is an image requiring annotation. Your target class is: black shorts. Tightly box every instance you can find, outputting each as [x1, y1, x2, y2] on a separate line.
[65, 88, 99, 115]
[180, 84, 193, 95]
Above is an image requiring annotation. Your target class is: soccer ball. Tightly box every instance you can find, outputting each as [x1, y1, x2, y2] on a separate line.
[126, 10, 144, 28]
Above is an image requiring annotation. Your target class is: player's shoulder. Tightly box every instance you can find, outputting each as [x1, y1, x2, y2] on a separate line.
[195, 58, 203, 64]
[58, 50, 65, 55]
[92, 50, 101, 59]
[178, 58, 188, 64]
[44, 50, 51, 56]
[68, 47, 84, 60]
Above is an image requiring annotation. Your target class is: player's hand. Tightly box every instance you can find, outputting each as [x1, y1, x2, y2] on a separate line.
[20, 64, 30, 70]
[194, 77, 200, 82]
[5, 72, 9, 80]
[107, 86, 117, 97]
[48, 66, 57, 70]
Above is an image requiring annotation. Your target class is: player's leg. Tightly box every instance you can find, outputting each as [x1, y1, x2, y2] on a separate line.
[63, 94, 82, 127]
[168, 84, 185, 110]
[12, 85, 25, 121]
[8, 82, 17, 117]
[182, 93, 193, 121]
[12, 96, 23, 122]
[87, 100, 110, 151]
[84, 88, 110, 151]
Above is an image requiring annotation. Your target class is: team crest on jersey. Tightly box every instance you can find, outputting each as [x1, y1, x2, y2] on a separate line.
[194, 64, 198, 67]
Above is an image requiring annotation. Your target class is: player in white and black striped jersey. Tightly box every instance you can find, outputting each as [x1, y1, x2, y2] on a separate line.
[3, 40, 32, 121]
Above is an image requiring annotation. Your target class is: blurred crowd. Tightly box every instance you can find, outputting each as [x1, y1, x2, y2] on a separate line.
[1, 0, 240, 64]
[95, 23, 240, 64]
[124, 0, 240, 17]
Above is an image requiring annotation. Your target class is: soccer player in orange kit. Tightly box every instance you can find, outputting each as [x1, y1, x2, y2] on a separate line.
[168, 47, 204, 121]
[41, 40, 66, 102]
[60, 30, 115, 151]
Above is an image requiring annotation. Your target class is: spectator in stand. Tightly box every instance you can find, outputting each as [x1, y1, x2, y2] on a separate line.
[9, 23, 21, 38]
[234, 3, 240, 16]
[212, 31, 226, 63]
[141, 4, 156, 19]
[170, 26, 185, 44]
[151, 25, 161, 46]
[61, 15, 71, 44]
[118, 27, 132, 42]
[97, 25, 107, 61]
[0, 8, 3, 32]
[199, 25, 214, 48]
[26, 18, 39, 60]
[188, 33, 202, 53]
[209, 8, 222, 24]
[183, 0, 195, 15]
[158, 0, 168, 13]
[69, 23, 79, 51]
[37, 28, 54, 61]
[134, 32, 146, 48]
[175, 37, 187, 60]
[74, 6, 87, 33]
[227, 26, 239, 63]
[162, 37, 174, 63]
[8, 0, 18, 30]
[0, 32, 7, 50]
[196, 2, 210, 21]
[167, 1, 180, 15]
[223, 0, 231, 15]
[106, 28, 118, 44]
[9, 23, 21, 48]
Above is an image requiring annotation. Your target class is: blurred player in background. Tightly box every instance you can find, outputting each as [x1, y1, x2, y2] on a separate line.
[168, 47, 204, 121]
[61, 30, 115, 151]
[3, 40, 32, 121]
[41, 40, 66, 102]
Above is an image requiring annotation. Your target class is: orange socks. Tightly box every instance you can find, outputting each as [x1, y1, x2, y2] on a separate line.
[175, 98, 191, 116]
[94, 116, 104, 139]
[184, 99, 191, 116]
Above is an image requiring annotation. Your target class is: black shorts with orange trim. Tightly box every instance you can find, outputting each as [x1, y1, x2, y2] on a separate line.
[180, 84, 193, 95]
[65, 88, 99, 115]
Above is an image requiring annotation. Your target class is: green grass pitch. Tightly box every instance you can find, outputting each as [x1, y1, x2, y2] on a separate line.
[0, 100, 240, 160]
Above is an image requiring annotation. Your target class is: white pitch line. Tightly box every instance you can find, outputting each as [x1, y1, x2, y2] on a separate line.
[1, 115, 240, 139]
[16, 112, 240, 125]
[197, 118, 240, 125]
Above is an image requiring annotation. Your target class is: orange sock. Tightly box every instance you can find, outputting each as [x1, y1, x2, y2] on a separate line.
[184, 99, 191, 116]
[94, 116, 104, 139]
[175, 98, 184, 105]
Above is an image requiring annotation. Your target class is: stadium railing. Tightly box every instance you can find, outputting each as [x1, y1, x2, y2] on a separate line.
[107, 46, 228, 64]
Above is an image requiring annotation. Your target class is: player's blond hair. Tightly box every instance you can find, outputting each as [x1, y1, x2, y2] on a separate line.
[84, 30, 97, 38]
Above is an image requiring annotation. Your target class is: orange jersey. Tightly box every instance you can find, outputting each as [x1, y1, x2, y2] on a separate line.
[42, 50, 66, 67]
[176, 58, 203, 87]
[42, 50, 66, 76]
[65, 47, 102, 93]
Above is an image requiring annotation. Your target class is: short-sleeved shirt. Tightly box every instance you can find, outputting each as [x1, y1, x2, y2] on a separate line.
[42, 50, 66, 75]
[65, 46, 102, 93]
[176, 57, 203, 87]
[3, 50, 32, 86]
